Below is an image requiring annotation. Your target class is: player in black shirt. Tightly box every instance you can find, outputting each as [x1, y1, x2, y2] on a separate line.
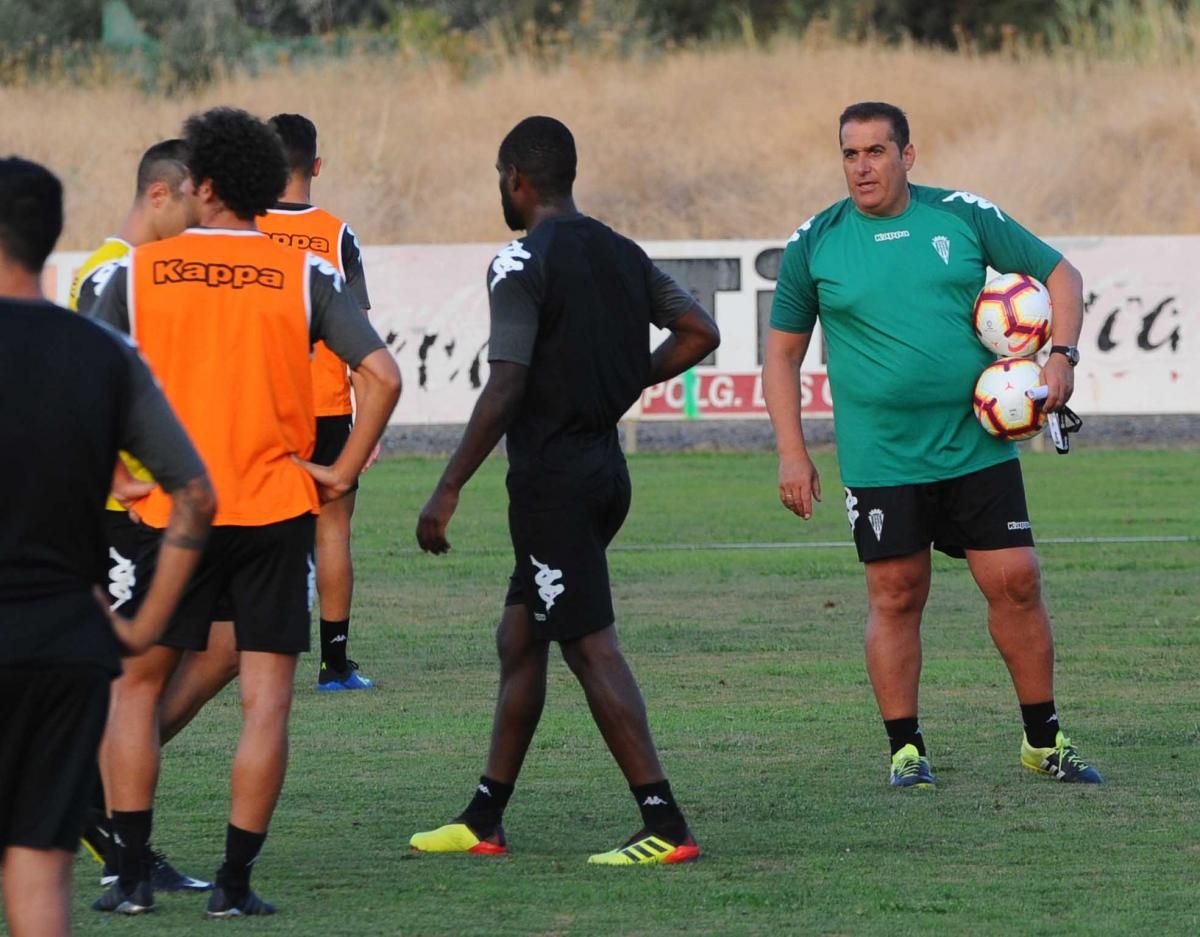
[0, 157, 214, 933]
[411, 117, 720, 865]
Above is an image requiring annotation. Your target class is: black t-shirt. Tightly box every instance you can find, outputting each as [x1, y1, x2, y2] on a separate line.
[0, 298, 205, 671]
[486, 215, 694, 497]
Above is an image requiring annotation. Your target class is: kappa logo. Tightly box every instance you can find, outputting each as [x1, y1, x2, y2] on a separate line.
[306, 553, 317, 612]
[307, 254, 343, 292]
[869, 508, 885, 541]
[932, 235, 951, 264]
[530, 555, 564, 611]
[844, 487, 859, 532]
[267, 232, 331, 253]
[153, 259, 285, 290]
[788, 216, 816, 242]
[942, 190, 1006, 222]
[87, 258, 122, 297]
[873, 230, 910, 242]
[478, 783, 492, 796]
[108, 547, 136, 610]
[641, 795, 669, 806]
[490, 240, 532, 292]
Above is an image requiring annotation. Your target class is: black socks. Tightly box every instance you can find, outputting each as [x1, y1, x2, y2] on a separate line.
[1021, 699, 1061, 748]
[320, 618, 350, 672]
[111, 809, 152, 890]
[458, 776, 514, 838]
[884, 717, 926, 756]
[631, 780, 689, 845]
[216, 824, 267, 900]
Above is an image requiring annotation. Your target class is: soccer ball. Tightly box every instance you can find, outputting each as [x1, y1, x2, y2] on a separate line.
[973, 357, 1046, 440]
[973, 273, 1052, 357]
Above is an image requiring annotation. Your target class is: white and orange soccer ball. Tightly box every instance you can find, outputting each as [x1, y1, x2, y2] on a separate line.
[973, 357, 1047, 441]
[973, 273, 1053, 357]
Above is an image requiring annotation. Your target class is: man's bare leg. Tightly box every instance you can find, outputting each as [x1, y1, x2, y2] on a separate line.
[209, 650, 296, 910]
[3, 846, 72, 937]
[966, 546, 1054, 703]
[316, 492, 371, 687]
[159, 620, 238, 744]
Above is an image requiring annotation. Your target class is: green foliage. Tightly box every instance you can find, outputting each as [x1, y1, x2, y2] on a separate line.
[0, 0, 1195, 89]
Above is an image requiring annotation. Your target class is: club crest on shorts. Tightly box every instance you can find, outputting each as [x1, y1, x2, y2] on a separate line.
[868, 508, 885, 541]
[844, 488, 859, 532]
[529, 554, 564, 614]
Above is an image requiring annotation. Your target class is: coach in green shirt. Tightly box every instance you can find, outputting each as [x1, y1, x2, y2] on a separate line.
[763, 101, 1102, 788]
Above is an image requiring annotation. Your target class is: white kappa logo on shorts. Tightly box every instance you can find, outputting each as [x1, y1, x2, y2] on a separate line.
[108, 547, 136, 610]
[844, 488, 859, 532]
[306, 553, 316, 612]
[869, 508, 885, 542]
[530, 555, 565, 611]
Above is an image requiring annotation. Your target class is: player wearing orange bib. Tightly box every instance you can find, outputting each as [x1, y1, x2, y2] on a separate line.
[260, 113, 376, 691]
[88, 108, 400, 918]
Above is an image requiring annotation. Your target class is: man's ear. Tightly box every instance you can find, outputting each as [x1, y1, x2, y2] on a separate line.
[145, 180, 170, 206]
[312, 156, 322, 179]
[902, 143, 916, 172]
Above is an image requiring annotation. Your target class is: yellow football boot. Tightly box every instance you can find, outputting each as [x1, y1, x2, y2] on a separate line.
[587, 831, 700, 866]
[409, 823, 507, 855]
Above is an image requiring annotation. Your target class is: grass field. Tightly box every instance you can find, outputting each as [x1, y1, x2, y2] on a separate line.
[72, 449, 1199, 936]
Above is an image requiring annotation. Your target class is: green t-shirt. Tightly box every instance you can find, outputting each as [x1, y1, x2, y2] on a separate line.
[771, 184, 1062, 487]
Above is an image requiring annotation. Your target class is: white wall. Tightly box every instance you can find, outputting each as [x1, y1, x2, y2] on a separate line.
[46, 235, 1196, 423]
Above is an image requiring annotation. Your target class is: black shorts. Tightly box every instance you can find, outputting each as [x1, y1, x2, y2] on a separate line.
[107, 515, 235, 622]
[0, 664, 110, 851]
[312, 414, 358, 495]
[161, 513, 316, 654]
[105, 511, 160, 617]
[505, 467, 631, 642]
[845, 459, 1035, 563]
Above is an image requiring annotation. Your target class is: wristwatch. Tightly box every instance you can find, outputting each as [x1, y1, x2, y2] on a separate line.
[1049, 345, 1079, 366]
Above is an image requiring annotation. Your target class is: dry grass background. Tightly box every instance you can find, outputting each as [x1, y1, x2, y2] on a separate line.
[5, 39, 1198, 249]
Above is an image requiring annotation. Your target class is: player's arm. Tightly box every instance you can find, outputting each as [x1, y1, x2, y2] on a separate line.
[103, 331, 215, 654]
[340, 226, 381, 467]
[1041, 258, 1084, 412]
[415, 247, 540, 554]
[646, 263, 720, 384]
[74, 259, 122, 317]
[297, 258, 400, 502]
[969, 196, 1080, 412]
[762, 231, 822, 520]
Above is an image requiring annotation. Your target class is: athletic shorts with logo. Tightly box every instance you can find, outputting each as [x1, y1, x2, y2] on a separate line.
[160, 513, 316, 653]
[105, 511, 160, 618]
[505, 464, 631, 642]
[312, 414, 358, 494]
[845, 458, 1034, 563]
[0, 662, 110, 851]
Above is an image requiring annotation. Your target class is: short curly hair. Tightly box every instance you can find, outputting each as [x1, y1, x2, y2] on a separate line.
[183, 107, 287, 221]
